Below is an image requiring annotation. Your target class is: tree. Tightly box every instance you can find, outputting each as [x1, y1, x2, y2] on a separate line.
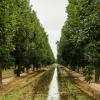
[0, 0, 55, 79]
[58, 0, 100, 83]
[12, 0, 55, 75]
[0, 0, 17, 84]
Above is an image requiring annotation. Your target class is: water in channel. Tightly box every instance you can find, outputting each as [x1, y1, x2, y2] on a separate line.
[47, 66, 59, 100]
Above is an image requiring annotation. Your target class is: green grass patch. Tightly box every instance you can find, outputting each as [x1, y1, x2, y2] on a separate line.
[0, 71, 46, 100]
[58, 67, 94, 100]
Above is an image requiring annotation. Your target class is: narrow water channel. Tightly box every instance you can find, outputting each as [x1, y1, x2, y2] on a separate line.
[47, 66, 59, 100]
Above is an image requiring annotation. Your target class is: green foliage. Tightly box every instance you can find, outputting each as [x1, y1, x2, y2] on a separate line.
[57, 0, 100, 82]
[12, 0, 55, 69]
[0, 0, 55, 80]
[83, 66, 94, 83]
[0, 0, 16, 68]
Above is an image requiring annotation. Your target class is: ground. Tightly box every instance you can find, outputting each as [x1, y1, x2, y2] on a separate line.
[58, 66, 94, 100]
[0, 65, 99, 100]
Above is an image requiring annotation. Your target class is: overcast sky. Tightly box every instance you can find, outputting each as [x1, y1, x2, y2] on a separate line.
[30, 0, 68, 58]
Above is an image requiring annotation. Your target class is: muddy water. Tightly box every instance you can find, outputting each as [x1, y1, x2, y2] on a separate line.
[47, 67, 60, 100]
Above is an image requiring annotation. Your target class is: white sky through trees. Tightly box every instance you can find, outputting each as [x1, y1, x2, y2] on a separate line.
[30, 0, 68, 58]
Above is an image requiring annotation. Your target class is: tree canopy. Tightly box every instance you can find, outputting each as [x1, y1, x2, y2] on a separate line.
[0, 0, 55, 83]
[57, 0, 100, 83]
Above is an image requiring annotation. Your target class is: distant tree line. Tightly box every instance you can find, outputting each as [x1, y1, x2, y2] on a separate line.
[57, 0, 100, 83]
[0, 0, 55, 84]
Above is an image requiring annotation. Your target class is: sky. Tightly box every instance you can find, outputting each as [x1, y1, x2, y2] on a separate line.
[30, 0, 68, 58]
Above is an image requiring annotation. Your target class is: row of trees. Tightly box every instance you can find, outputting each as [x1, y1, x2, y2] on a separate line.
[57, 0, 100, 83]
[0, 0, 55, 84]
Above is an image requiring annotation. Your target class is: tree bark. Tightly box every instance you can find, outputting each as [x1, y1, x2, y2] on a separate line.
[36, 67, 38, 71]
[26, 67, 29, 73]
[16, 65, 21, 77]
[76, 68, 79, 73]
[32, 64, 35, 71]
[71, 66, 75, 71]
[0, 66, 2, 85]
[95, 67, 100, 83]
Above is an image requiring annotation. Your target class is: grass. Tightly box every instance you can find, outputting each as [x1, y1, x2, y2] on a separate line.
[58, 67, 94, 100]
[0, 70, 46, 100]
[33, 67, 55, 100]
[1, 66, 95, 100]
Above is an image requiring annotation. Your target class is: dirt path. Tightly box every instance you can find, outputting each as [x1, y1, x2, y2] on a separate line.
[62, 66, 100, 99]
[1, 65, 99, 100]
[2, 77, 14, 85]
[0, 69, 47, 100]
[2, 73, 28, 85]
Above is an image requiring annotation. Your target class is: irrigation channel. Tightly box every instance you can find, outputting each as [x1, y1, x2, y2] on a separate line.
[47, 66, 59, 100]
[32, 65, 95, 100]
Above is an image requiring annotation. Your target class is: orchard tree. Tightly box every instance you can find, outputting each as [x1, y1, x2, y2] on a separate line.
[0, 0, 17, 84]
[58, 0, 100, 83]
[12, 0, 55, 75]
[0, 0, 55, 79]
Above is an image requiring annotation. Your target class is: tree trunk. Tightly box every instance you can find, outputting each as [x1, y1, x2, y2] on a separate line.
[95, 67, 100, 83]
[32, 64, 35, 71]
[0, 67, 2, 85]
[26, 67, 29, 73]
[36, 67, 38, 71]
[71, 66, 75, 71]
[76, 68, 79, 73]
[16, 65, 21, 77]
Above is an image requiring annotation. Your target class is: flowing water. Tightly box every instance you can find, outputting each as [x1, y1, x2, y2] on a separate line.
[47, 67, 59, 100]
